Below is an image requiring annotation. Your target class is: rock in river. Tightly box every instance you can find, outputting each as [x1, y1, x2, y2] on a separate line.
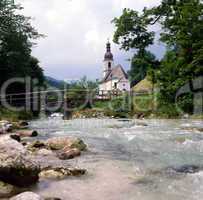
[16, 130, 38, 137]
[0, 135, 40, 187]
[57, 148, 81, 160]
[172, 165, 201, 174]
[10, 192, 62, 200]
[27, 140, 47, 152]
[0, 120, 13, 134]
[37, 149, 54, 156]
[39, 167, 86, 179]
[10, 192, 43, 200]
[46, 137, 87, 151]
[0, 181, 17, 198]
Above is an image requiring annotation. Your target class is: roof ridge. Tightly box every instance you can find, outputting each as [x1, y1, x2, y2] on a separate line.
[100, 64, 128, 83]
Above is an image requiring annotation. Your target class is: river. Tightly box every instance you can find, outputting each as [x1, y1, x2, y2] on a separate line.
[29, 118, 203, 200]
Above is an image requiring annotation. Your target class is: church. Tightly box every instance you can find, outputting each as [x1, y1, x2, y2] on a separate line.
[99, 41, 130, 93]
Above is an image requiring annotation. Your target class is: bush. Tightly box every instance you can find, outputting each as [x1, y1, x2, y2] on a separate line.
[176, 93, 194, 115]
[155, 103, 180, 118]
[132, 94, 154, 117]
[0, 108, 33, 121]
[93, 94, 133, 118]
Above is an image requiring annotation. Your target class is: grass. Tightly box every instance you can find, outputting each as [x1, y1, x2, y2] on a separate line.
[93, 93, 184, 119]
[93, 94, 153, 118]
[0, 108, 33, 121]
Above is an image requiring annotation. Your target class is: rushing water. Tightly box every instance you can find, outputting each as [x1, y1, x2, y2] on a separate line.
[29, 118, 203, 200]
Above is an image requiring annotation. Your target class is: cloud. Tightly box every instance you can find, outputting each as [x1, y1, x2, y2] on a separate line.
[17, 0, 163, 80]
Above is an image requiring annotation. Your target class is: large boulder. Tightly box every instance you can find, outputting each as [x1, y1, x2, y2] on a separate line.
[10, 192, 43, 200]
[0, 136, 40, 187]
[46, 137, 87, 151]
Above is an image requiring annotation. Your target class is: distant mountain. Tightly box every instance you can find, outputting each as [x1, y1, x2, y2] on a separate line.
[45, 76, 66, 89]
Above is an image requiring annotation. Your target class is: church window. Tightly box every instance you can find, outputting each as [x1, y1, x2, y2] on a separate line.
[108, 62, 111, 69]
[114, 82, 117, 89]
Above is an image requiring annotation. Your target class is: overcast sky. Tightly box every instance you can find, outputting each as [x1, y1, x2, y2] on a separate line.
[18, 0, 165, 81]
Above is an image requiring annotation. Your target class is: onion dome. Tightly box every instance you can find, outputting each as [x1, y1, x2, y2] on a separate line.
[104, 41, 113, 61]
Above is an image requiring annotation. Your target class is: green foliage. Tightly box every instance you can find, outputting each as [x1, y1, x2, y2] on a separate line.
[0, 0, 45, 89]
[112, 8, 159, 86]
[66, 77, 99, 110]
[112, 8, 154, 51]
[130, 50, 157, 84]
[0, 108, 33, 121]
[155, 50, 181, 102]
[93, 100, 109, 109]
[113, 0, 203, 116]
[95, 94, 133, 118]
[176, 93, 194, 114]
[146, 0, 203, 84]
[155, 102, 180, 118]
[132, 94, 154, 116]
[93, 94, 133, 118]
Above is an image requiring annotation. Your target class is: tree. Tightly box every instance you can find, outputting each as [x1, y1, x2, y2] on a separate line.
[0, 0, 44, 90]
[112, 8, 154, 52]
[112, 0, 203, 115]
[129, 50, 157, 85]
[144, 0, 203, 105]
[29, 57, 45, 85]
[0, 0, 45, 116]
[112, 8, 157, 85]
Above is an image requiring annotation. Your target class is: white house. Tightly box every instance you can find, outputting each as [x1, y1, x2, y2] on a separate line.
[99, 41, 130, 93]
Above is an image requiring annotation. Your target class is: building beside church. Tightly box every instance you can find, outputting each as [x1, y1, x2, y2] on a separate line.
[99, 41, 130, 93]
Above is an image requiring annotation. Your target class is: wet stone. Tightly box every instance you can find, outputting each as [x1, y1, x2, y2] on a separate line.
[10, 192, 43, 200]
[170, 165, 201, 174]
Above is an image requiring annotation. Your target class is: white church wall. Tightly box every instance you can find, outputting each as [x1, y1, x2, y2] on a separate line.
[99, 78, 130, 93]
[118, 79, 131, 91]
[99, 82, 107, 91]
[103, 60, 114, 78]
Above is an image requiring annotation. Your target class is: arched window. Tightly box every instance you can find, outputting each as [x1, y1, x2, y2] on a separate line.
[108, 62, 111, 69]
[114, 82, 117, 89]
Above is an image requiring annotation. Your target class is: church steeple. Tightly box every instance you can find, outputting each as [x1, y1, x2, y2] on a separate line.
[104, 39, 113, 61]
[103, 39, 114, 78]
[106, 39, 111, 52]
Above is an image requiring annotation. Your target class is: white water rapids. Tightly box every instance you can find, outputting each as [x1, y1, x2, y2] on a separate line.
[29, 118, 203, 200]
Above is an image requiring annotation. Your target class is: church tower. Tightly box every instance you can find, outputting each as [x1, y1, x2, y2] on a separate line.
[103, 40, 114, 78]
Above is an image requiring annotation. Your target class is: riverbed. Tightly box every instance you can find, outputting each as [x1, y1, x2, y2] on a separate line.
[29, 118, 203, 200]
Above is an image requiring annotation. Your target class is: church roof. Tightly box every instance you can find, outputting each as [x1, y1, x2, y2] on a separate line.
[100, 64, 128, 83]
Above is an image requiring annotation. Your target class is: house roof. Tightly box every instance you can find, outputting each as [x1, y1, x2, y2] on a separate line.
[101, 64, 128, 83]
[132, 78, 153, 93]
